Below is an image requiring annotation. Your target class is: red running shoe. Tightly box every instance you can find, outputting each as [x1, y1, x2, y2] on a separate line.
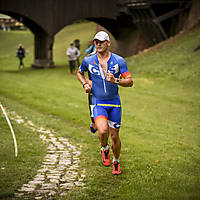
[101, 148, 111, 167]
[112, 161, 121, 175]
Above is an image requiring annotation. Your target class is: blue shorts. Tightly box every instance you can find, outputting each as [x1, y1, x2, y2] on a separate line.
[92, 96, 121, 129]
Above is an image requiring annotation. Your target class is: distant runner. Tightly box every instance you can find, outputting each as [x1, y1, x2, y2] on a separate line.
[77, 31, 133, 175]
[16, 44, 26, 70]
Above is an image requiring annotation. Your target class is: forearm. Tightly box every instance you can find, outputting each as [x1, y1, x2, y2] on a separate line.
[117, 77, 133, 87]
[107, 72, 133, 87]
[77, 70, 92, 93]
[77, 69, 87, 85]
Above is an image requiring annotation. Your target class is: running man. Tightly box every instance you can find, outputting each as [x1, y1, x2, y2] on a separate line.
[77, 31, 133, 175]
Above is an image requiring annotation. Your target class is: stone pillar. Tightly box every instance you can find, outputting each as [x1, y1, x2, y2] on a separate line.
[112, 26, 147, 57]
[97, 25, 147, 57]
[32, 30, 54, 68]
[185, 0, 200, 29]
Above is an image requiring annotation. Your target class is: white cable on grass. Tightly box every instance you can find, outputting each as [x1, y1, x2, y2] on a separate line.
[0, 104, 18, 157]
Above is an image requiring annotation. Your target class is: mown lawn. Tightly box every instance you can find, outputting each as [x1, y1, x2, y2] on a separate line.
[0, 22, 200, 200]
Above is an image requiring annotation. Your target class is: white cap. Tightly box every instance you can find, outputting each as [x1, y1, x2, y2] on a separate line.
[93, 31, 110, 42]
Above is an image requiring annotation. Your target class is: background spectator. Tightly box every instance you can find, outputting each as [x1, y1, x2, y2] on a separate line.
[66, 42, 80, 74]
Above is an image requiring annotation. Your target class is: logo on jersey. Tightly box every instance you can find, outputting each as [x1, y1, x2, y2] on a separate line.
[109, 64, 119, 74]
[88, 64, 100, 75]
[88, 63, 119, 76]
[108, 120, 121, 129]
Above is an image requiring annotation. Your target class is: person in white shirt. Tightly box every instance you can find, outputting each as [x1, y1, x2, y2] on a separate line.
[66, 42, 80, 74]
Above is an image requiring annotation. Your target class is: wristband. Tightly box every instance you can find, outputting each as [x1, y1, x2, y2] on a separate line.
[83, 83, 88, 88]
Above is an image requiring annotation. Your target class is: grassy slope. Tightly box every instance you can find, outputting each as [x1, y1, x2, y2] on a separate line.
[0, 22, 200, 199]
[54, 21, 97, 66]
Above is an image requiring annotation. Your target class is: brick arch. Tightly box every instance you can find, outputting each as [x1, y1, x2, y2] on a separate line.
[0, 0, 118, 67]
[0, 10, 44, 34]
[0, 11, 54, 67]
[0, 0, 192, 67]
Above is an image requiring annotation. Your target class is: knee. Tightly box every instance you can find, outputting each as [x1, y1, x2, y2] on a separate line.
[98, 127, 108, 136]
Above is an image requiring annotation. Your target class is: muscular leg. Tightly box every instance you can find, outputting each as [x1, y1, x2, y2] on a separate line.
[95, 117, 111, 167]
[109, 127, 121, 160]
[95, 118, 109, 147]
[110, 127, 121, 175]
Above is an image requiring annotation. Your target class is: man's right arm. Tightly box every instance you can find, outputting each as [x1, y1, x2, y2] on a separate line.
[77, 69, 91, 93]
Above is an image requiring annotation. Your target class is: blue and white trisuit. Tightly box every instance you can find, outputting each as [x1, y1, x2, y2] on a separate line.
[79, 52, 131, 129]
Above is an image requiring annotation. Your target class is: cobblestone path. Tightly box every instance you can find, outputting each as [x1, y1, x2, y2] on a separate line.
[8, 111, 85, 199]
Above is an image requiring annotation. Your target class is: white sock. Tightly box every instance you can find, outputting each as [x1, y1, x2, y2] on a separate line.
[105, 144, 109, 150]
[113, 157, 119, 163]
[101, 144, 109, 151]
[101, 146, 105, 151]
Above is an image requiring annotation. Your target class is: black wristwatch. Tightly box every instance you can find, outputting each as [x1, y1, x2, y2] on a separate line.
[115, 78, 120, 84]
[83, 83, 88, 88]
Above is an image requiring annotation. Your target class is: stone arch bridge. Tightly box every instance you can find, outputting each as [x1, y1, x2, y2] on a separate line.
[0, 0, 193, 68]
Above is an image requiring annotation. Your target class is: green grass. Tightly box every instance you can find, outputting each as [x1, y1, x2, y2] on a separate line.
[0, 22, 200, 200]
[0, 98, 46, 199]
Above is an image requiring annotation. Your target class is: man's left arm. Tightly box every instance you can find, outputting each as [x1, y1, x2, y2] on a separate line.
[116, 57, 133, 87]
[107, 72, 133, 87]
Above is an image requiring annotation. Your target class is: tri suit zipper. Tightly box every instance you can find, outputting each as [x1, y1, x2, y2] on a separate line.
[98, 63, 108, 93]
